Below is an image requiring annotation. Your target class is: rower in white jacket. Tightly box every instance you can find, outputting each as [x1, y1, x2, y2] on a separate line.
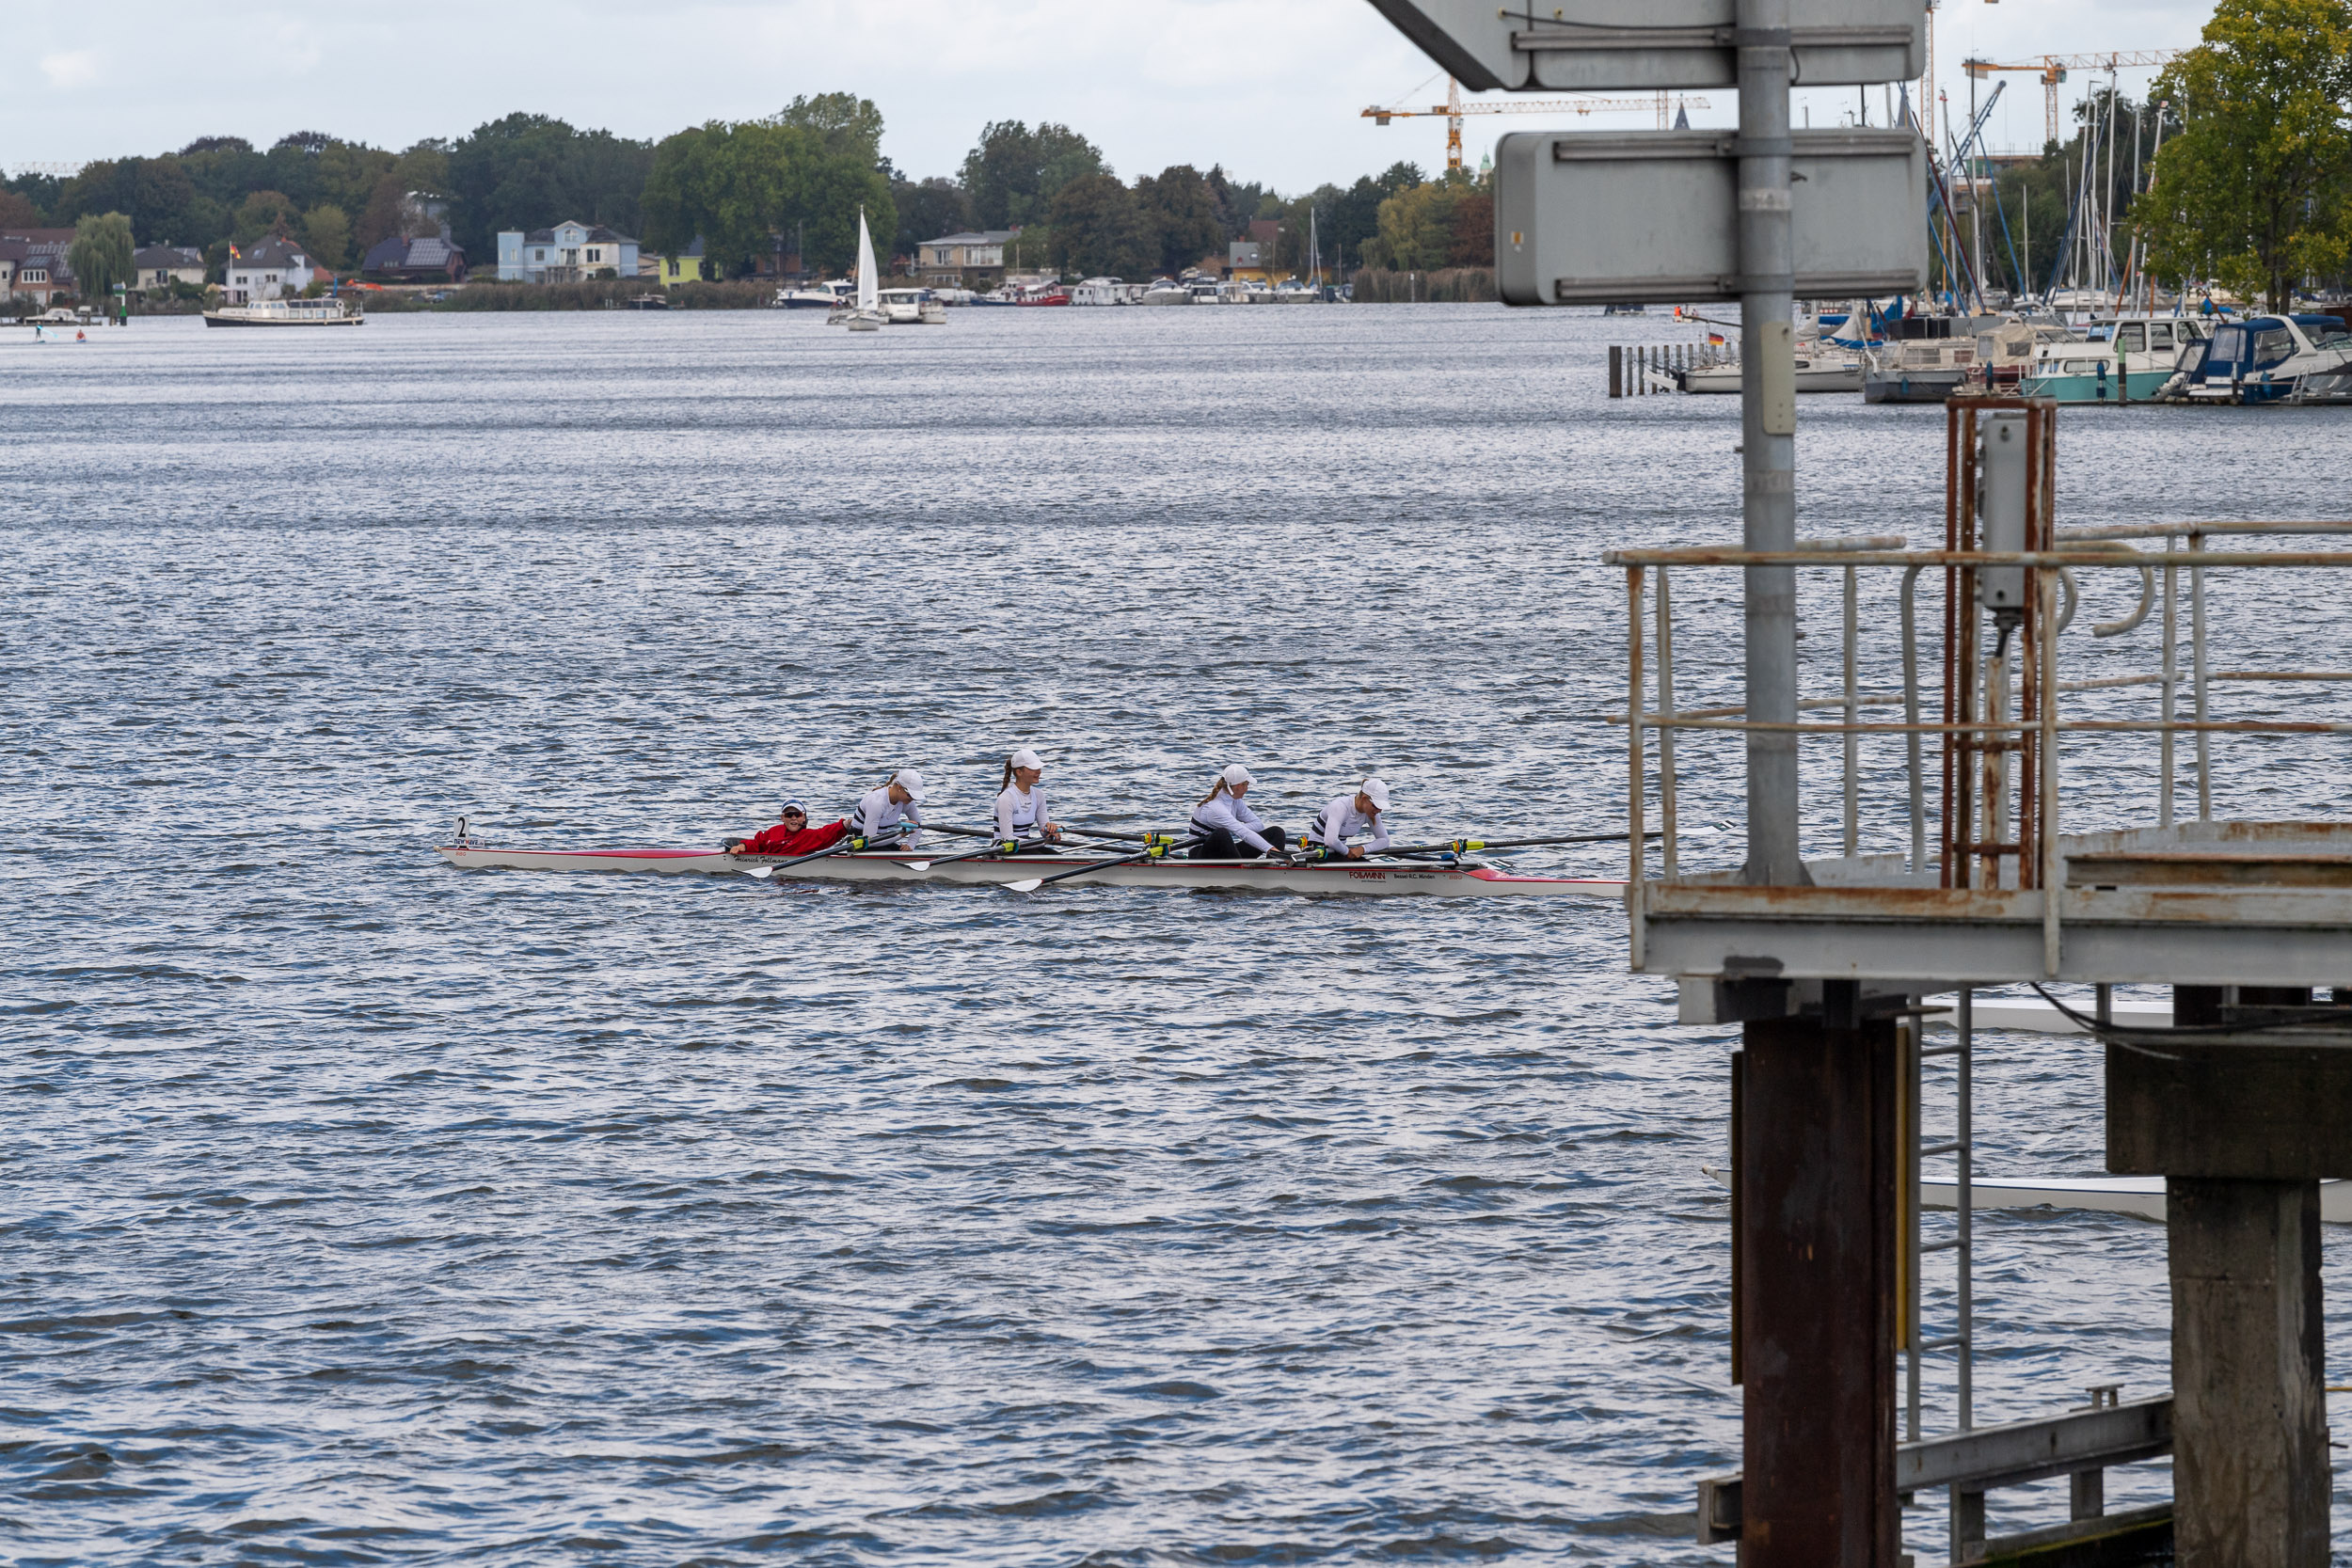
[1189, 764, 1289, 859]
[993, 748, 1063, 844]
[1309, 778, 1392, 860]
[853, 768, 927, 847]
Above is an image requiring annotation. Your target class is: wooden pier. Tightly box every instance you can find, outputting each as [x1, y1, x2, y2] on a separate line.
[1609, 399, 2352, 1566]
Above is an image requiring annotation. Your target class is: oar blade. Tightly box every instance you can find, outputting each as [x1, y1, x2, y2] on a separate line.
[739, 865, 773, 879]
[905, 861, 931, 872]
[1005, 878, 1045, 893]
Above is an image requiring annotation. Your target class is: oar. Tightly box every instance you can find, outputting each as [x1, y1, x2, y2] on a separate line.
[738, 825, 909, 879]
[1371, 830, 1667, 858]
[905, 839, 1020, 871]
[1005, 837, 1199, 893]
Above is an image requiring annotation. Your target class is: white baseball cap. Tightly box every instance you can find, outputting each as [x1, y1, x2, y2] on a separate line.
[1220, 763, 1255, 788]
[1009, 748, 1043, 770]
[1360, 777, 1390, 811]
[893, 768, 927, 800]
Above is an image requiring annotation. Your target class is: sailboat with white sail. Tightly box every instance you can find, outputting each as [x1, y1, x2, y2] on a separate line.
[834, 210, 885, 332]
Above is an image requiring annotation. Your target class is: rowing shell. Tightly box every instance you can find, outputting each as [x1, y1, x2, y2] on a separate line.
[433, 845, 1625, 899]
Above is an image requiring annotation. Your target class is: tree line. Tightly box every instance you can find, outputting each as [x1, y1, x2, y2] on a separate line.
[3, 92, 1498, 291]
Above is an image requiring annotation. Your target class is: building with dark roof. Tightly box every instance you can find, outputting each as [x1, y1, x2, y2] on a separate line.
[135, 245, 206, 290]
[1, 235, 75, 305]
[360, 234, 468, 283]
[223, 237, 317, 303]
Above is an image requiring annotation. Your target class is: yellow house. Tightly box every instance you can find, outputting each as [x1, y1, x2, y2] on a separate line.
[657, 236, 707, 286]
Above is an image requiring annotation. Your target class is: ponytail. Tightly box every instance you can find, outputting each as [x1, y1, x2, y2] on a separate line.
[1196, 777, 1232, 807]
[1000, 756, 1017, 790]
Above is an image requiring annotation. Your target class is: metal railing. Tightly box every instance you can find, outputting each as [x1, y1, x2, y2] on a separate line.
[1609, 478, 2352, 909]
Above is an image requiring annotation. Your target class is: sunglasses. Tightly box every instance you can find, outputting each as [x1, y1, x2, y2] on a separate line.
[782, 810, 806, 817]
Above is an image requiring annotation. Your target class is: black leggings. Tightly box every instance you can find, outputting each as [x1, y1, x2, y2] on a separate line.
[1190, 824, 1287, 860]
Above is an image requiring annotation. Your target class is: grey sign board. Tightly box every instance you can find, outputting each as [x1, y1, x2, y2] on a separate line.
[1366, 0, 1922, 91]
[1494, 129, 1927, 305]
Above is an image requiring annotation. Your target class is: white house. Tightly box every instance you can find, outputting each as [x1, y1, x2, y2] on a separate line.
[134, 245, 207, 291]
[223, 238, 315, 303]
[496, 220, 641, 283]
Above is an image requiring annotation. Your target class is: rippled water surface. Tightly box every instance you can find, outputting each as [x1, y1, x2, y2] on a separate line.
[8, 306, 2352, 1564]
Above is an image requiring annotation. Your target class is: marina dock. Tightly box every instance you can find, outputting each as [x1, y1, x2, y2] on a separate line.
[1613, 398, 2352, 1564]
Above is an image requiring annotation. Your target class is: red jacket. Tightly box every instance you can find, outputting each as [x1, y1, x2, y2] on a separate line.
[742, 818, 850, 856]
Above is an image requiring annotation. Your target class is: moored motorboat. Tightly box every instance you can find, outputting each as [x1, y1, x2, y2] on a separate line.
[2019, 316, 2213, 404]
[774, 281, 849, 309]
[878, 287, 947, 325]
[1677, 350, 1865, 394]
[202, 295, 365, 327]
[434, 841, 1623, 898]
[2164, 312, 2352, 404]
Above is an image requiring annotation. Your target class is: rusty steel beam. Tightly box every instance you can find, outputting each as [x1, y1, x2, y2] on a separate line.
[1738, 1000, 1899, 1567]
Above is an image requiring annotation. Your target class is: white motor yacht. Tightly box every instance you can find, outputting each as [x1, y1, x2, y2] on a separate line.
[773, 281, 848, 309]
[877, 287, 947, 325]
[2165, 313, 2350, 403]
[1138, 278, 1193, 306]
[1070, 277, 1128, 306]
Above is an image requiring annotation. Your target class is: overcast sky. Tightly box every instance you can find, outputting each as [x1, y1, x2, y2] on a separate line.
[5, 0, 2217, 191]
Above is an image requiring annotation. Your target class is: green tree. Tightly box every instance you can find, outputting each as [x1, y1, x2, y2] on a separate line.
[2138, 0, 2352, 307]
[232, 189, 297, 244]
[0, 186, 43, 230]
[55, 156, 198, 244]
[642, 119, 894, 277]
[1048, 173, 1151, 277]
[961, 120, 1107, 229]
[355, 175, 408, 252]
[775, 92, 884, 167]
[445, 114, 655, 261]
[1133, 165, 1222, 273]
[68, 212, 135, 299]
[303, 203, 352, 270]
[1369, 179, 1462, 270]
[893, 175, 975, 256]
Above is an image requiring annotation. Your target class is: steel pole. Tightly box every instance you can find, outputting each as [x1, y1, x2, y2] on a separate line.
[1740, 0, 1803, 885]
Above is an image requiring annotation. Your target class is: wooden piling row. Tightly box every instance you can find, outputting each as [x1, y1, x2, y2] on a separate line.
[1607, 341, 1736, 398]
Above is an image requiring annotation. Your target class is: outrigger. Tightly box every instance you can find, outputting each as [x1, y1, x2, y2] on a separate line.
[434, 820, 1632, 899]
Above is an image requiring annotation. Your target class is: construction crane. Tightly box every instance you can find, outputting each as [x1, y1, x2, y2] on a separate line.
[1363, 78, 1710, 172]
[1961, 52, 2181, 148]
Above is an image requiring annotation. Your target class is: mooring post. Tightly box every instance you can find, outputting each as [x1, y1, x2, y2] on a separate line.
[1740, 989, 1899, 1566]
[1610, 343, 1623, 398]
[2108, 993, 2342, 1568]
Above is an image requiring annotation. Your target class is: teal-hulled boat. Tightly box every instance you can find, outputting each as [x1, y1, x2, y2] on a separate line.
[2018, 317, 2209, 404]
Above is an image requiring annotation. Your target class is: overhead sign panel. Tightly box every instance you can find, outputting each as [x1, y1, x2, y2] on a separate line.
[1365, 0, 1922, 90]
[1493, 129, 1927, 305]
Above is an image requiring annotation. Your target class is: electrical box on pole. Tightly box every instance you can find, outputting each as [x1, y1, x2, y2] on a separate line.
[1494, 129, 1925, 305]
[1364, 0, 1922, 90]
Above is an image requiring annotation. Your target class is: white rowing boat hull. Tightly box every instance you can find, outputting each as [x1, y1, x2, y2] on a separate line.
[433, 845, 1623, 898]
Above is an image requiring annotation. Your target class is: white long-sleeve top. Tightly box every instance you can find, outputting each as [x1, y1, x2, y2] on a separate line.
[994, 783, 1051, 841]
[1310, 793, 1391, 853]
[853, 786, 922, 847]
[1190, 790, 1274, 852]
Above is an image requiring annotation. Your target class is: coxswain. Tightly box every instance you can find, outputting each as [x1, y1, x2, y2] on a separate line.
[1308, 777, 1392, 860]
[853, 768, 927, 847]
[1188, 764, 1287, 860]
[726, 799, 849, 856]
[994, 748, 1064, 845]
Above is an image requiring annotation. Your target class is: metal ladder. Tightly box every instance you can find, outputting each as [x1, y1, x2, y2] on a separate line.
[1903, 990, 1977, 1555]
